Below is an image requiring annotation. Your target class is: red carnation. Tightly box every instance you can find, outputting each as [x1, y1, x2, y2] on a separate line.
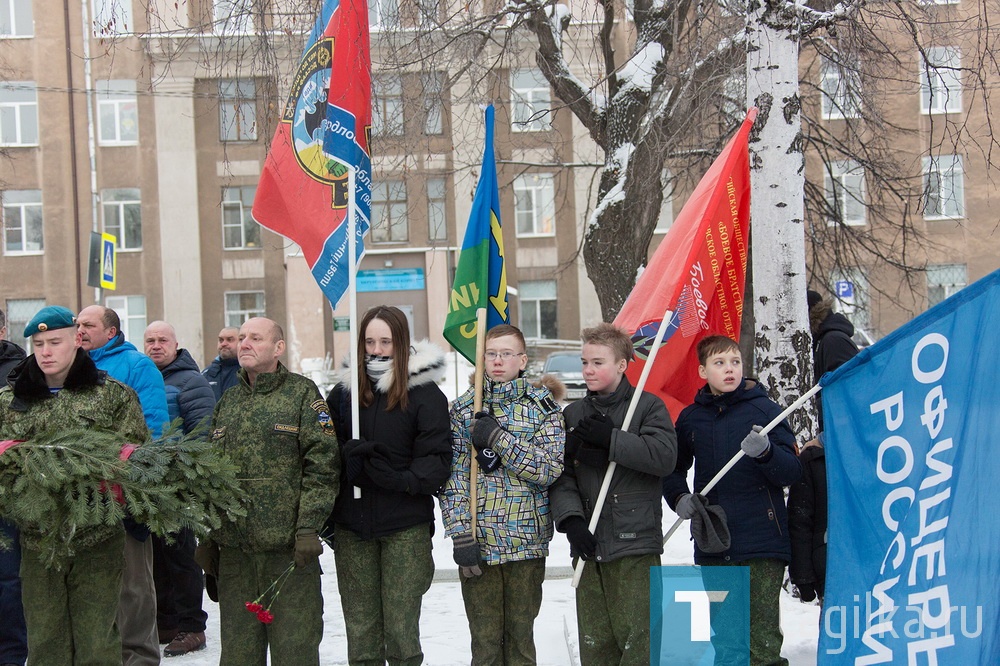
[245, 601, 263, 613]
[257, 609, 274, 624]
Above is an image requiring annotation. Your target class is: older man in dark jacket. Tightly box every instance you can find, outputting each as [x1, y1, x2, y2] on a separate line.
[144, 321, 216, 657]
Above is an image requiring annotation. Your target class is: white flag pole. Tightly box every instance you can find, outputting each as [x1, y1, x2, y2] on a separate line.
[662, 383, 823, 545]
[348, 168, 362, 500]
[571, 306, 674, 588]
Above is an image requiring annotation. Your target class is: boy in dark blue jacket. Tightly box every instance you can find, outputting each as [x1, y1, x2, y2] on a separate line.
[662, 335, 801, 666]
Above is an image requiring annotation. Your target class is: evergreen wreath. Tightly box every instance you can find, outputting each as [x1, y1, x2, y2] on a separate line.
[0, 421, 245, 569]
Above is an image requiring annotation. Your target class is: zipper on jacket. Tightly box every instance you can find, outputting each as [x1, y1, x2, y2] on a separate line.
[765, 488, 782, 536]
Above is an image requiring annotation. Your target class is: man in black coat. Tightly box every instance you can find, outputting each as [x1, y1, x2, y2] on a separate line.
[144, 321, 216, 657]
[202, 327, 240, 401]
[0, 308, 27, 666]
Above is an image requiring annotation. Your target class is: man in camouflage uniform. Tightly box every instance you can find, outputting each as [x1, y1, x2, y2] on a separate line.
[196, 317, 338, 666]
[0, 306, 148, 666]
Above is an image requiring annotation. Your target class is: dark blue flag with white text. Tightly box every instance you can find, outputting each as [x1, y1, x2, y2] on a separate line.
[818, 268, 1000, 664]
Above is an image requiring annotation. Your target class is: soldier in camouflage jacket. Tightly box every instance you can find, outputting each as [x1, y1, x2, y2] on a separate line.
[440, 324, 565, 665]
[0, 305, 148, 666]
[199, 317, 338, 666]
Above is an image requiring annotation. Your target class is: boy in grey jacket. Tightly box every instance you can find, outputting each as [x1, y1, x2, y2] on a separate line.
[550, 323, 677, 666]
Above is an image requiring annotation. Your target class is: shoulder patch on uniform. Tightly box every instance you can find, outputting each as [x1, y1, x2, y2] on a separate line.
[274, 423, 300, 434]
[311, 399, 335, 432]
[211, 427, 225, 440]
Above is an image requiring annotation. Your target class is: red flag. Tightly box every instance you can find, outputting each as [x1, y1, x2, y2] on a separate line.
[613, 109, 756, 417]
[252, 0, 371, 307]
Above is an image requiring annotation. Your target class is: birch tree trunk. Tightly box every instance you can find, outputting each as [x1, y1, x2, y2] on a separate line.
[746, 0, 817, 436]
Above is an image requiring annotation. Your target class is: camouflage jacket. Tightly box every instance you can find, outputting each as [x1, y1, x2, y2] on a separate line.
[209, 363, 339, 552]
[441, 376, 565, 565]
[0, 350, 148, 551]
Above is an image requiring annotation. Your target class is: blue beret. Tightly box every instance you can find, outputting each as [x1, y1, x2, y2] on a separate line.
[24, 305, 77, 337]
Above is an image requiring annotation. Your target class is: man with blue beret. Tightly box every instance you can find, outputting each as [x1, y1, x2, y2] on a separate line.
[0, 305, 149, 665]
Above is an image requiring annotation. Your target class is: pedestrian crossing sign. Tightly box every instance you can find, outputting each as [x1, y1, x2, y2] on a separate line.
[100, 233, 117, 290]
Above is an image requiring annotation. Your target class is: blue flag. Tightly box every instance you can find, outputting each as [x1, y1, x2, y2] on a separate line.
[442, 105, 509, 363]
[818, 268, 1000, 664]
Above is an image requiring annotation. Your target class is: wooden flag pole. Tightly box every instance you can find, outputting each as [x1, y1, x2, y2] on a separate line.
[470, 307, 488, 534]
[662, 383, 823, 545]
[571, 307, 674, 588]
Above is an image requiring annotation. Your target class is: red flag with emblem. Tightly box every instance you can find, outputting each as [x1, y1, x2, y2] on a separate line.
[612, 109, 756, 417]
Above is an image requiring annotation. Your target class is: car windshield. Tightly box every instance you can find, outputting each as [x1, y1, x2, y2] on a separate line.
[545, 355, 582, 373]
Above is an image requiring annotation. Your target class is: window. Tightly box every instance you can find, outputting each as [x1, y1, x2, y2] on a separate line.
[97, 80, 138, 146]
[371, 180, 408, 242]
[214, 0, 254, 33]
[824, 160, 866, 226]
[93, 0, 132, 36]
[920, 47, 961, 114]
[417, 0, 439, 26]
[369, 0, 399, 28]
[2, 190, 42, 254]
[513, 173, 555, 237]
[373, 76, 403, 137]
[225, 291, 265, 327]
[655, 170, 674, 232]
[720, 73, 746, 122]
[421, 72, 445, 135]
[0, 82, 37, 146]
[511, 69, 551, 132]
[222, 186, 261, 249]
[0, 0, 33, 37]
[926, 264, 966, 308]
[5, 298, 44, 351]
[105, 295, 146, 347]
[820, 61, 861, 120]
[520, 280, 557, 339]
[922, 155, 964, 219]
[427, 177, 447, 241]
[219, 79, 257, 142]
[102, 188, 142, 250]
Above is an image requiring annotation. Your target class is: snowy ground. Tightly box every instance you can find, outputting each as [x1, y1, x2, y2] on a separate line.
[167, 353, 822, 664]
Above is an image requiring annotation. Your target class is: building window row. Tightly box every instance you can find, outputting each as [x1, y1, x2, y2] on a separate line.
[372, 72, 446, 139]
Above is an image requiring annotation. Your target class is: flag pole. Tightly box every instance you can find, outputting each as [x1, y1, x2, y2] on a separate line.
[662, 383, 823, 545]
[470, 308, 487, 534]
[571, 306, 674, 588]
[348, 167, 362, 499]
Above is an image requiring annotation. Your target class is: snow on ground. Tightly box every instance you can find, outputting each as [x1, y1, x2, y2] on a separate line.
[169, 353, 821, 664]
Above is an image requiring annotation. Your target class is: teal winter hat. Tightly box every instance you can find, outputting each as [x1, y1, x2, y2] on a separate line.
[24, 305, 77, 337]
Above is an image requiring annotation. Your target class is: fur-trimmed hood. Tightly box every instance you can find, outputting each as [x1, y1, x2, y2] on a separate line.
[337, 340, 446, 392]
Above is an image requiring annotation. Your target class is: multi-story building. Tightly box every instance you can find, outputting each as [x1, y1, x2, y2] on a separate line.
[1, 0, 995, 374]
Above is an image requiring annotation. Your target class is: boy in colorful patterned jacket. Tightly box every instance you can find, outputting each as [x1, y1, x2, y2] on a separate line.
[440, 324, 565, 665]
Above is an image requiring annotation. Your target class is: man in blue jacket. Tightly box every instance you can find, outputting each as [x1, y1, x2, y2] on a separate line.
[78, 305, 169, 666]
[144, 321, 215, 657]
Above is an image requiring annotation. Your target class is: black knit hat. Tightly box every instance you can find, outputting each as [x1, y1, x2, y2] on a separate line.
[807, 290, 822, 310]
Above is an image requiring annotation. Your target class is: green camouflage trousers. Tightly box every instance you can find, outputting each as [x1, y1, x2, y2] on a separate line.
[460, 557, 545, 666]
[20, 530, 125, 666]
[575, 554, 658, 666]
[217, 547, 323, 666]
[334, 523, 434, 666]
[702, 558, 788, 666]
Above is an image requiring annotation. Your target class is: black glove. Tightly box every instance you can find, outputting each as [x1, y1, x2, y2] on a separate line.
[364, 455, 414, 493]
[294, 529, 323, 568]
[796, 583, 817, 603]
[575, 413, 614, 449]
[563, 428, 584, 468]
[341, 439, 377, 484]
[561, 516, 598, 560]
[471, 412, 502, 452]
[452, 532, 483, 578]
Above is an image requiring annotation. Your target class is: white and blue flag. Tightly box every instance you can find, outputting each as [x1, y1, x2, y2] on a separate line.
[819, 268, 1000, 664]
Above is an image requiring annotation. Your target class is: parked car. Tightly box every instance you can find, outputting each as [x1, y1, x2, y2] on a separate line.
[542, 351, 587, 400]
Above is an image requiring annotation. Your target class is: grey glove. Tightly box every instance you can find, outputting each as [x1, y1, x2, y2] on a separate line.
[674, 493, 700, 520]
[740, 425, 771, 459]
[452, 532, 483, 578]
